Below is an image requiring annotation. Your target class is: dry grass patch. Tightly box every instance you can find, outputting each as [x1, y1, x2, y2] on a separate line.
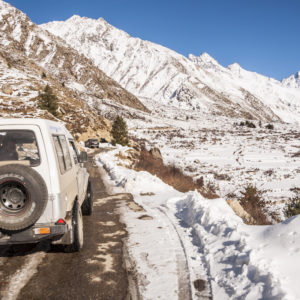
[135, 149, 218, 198]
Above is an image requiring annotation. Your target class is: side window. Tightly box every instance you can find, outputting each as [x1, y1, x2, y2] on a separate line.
[58, 136, 72, 170]
[53, 135, 72, 173]
[69, 140, 79, 164]
[53, 136, 65, 173]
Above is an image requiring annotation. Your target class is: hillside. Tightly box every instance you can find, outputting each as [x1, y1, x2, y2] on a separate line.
[0, 0, 148, 139]
[42, 15, 300, 124]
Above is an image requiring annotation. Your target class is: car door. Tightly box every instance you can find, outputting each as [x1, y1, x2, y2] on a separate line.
[52, 135, 77, 212]
[69, 140, 88, 204]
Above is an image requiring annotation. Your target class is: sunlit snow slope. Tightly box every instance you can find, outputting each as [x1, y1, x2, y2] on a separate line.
[42, 16, 300, 124]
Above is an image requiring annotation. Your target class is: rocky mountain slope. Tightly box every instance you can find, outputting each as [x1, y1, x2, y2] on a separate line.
[42, 16, 300, 124]
[0, 0, 147, 139]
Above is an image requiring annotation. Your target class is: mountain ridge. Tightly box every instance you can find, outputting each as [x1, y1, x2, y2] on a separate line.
[282, 71, 300, 89]
[42, 15, 300, 124]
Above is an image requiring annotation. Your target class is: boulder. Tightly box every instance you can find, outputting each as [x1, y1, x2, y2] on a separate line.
[226, 199, 255, 224]
[1, 84, 13, 95]
[150, 147, 162, 160]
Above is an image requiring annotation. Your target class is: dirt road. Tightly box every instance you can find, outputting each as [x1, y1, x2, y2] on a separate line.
[0, 152, 130, 300]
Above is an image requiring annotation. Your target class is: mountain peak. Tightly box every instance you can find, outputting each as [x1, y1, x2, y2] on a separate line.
[68, 15, 83, 21]
[198, 52, 213, 61]
[189, 52, 221, 70]
[189, 52, 217, 63]
[228, 62, 241, 70]
[65, 15, 109, 25]
[282, 70, 300, 89]
[66, 15, 95, 23]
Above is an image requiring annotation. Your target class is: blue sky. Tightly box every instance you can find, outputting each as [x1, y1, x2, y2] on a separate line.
[6, 0, 300, 80]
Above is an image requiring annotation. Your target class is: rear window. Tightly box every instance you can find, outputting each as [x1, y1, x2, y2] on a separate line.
[0, 130, 40, 166]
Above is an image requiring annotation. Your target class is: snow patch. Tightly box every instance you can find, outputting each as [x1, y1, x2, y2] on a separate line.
[96, 147, 300, 299]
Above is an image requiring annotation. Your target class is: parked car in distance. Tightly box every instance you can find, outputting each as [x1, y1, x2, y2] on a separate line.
[84, 138, 99, 148]
[0, 118, 93, 252]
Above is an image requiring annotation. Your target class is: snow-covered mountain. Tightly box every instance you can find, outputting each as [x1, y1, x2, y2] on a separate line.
[282, 71, 300, 89]
[0, 0, 147, 137]
[42, 16, 300, 124]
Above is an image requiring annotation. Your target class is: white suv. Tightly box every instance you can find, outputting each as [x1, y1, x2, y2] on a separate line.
[0, 118, 92, 252]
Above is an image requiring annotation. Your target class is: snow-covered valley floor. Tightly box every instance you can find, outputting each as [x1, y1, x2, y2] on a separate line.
[125, 102, 300, 222]
[96, 145, 300, 300]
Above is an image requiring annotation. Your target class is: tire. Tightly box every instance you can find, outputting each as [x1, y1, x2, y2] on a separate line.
[81, 181, 93, 216]
[0, 164, 48, 231]
[64, 201, 83, 252]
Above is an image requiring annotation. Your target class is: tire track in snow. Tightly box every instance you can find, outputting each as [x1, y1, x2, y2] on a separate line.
[157, 207, 193, 300]
[158, 206, 213, 300]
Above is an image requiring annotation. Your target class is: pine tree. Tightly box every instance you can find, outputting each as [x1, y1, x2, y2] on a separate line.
[38, 85, 59, 117]
[111, 116, 129, 146]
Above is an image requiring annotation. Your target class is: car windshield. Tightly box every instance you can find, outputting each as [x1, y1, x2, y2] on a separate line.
[0, 130, 40, 166]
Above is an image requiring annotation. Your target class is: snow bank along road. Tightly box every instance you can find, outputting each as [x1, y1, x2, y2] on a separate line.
[98, 147, 211, 300]
[0, 151, 129, 300]
[97, 145, 300, 300]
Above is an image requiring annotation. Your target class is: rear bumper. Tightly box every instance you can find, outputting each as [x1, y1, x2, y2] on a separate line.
[0, 224, 68, 245]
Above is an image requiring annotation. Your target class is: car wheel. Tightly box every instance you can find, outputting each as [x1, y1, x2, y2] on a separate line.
[81, 181, 93, 216]
[0, 164, 48, 231]
[64, 201, 83, 252]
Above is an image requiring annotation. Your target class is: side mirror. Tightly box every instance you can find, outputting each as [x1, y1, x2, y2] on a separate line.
[79, 151, 88, 163]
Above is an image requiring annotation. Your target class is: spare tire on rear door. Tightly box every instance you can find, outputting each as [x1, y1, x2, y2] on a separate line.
[0, 164, 48, 231]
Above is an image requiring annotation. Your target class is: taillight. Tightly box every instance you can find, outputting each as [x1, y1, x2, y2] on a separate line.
[56, 219, 66, 225]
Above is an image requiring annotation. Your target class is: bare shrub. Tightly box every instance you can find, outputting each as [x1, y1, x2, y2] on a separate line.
[213, 173, 231, 181]
[239, 120, 256, 128]
[195, 176, 204, 187]
[264, 169, 274, 176]
[135, 149, 218, 198]
[226, 192, 237, 199]
[284, 191, 300, 218]
[246, 120, 256, 128]
[239, 185, 271, 225]
[202, 180, 219, 199]
[292, 151, 300, 158]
